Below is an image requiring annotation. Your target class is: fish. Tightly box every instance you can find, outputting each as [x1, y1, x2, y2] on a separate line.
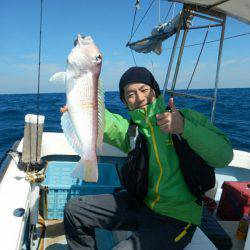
[51, 34, 105, 182]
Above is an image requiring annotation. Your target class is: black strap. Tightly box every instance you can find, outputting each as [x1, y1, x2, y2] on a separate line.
[120, 121, 149, 202]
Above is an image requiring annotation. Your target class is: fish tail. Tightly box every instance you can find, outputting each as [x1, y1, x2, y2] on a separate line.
[71, 157, 98, 182]
[83, 158, 98, 182]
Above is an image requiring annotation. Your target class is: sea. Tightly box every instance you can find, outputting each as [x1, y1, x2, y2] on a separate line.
[0, 88, 249, 160]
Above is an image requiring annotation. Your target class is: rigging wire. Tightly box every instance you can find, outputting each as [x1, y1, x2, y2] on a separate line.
[129, 1, 140, 42]
[36, 0, 43, 162]
[127, 2, 250, 80]
[129, 0, 156, 42]
[165, 31, 250, 50]
[158, 0, 161, 24]
[163, 3, 173, 23]
[151, 60, 155, 75]
[186, 26, 210, 90]
[128, 0, 155, 64]
[130, 49, 137, 66]
[172, 2, 176, 19]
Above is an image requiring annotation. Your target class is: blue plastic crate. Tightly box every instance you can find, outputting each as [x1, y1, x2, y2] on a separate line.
[42, 161, 121, 220]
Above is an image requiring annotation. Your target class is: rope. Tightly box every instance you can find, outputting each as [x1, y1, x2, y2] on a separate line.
[25, 171, 46, 183]
[36, 0, 43, 162]
[187, 26, 210, 90]
[166, 32, 250, 50]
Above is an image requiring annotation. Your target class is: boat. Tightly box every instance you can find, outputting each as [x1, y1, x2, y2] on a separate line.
[0, 1, 249, 249]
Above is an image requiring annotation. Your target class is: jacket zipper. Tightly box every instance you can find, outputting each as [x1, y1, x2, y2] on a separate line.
[145, 109, 164, 209]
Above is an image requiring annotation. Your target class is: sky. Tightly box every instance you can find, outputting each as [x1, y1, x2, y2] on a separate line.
[0, 0, 250, 94]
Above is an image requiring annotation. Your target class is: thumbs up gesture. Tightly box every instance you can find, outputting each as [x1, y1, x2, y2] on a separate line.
[156, 97, 184, 134]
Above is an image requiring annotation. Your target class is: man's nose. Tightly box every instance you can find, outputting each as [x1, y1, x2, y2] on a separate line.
[136, 91, 145, 102]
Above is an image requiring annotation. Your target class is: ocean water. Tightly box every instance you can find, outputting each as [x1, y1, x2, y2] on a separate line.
[0, 88, 249, 160]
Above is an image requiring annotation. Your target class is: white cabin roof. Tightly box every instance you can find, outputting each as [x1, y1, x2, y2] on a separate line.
[171, 0, 250, 24]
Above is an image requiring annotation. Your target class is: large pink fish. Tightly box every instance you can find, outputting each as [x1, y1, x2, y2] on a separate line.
[52, 34, 105, 182]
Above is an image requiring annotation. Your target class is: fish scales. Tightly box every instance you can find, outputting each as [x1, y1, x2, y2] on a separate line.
[59, 34, 104, 182]
[68, 80, 98, 157]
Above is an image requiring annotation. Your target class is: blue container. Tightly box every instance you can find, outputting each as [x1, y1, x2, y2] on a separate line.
[42, 161, 121, 220]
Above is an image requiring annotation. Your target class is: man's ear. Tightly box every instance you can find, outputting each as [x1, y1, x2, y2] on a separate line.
[150, 88, 156, 98]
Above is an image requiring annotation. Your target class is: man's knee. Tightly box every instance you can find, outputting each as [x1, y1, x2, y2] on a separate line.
[64, 198, 77, 228]
[64, 196, 89, 225]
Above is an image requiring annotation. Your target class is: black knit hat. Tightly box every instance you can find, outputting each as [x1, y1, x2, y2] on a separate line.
[119, 66, 161, 101]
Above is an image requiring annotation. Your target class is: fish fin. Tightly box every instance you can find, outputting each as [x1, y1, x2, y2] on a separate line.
[71, 158, 85, 179]
[71, 157, 98, 182]
[97, 79, 105, 154]
[49, 72, 66, 83]
[61, 112, 82, 156]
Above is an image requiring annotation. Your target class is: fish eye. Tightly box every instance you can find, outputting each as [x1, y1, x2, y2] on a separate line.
[96, 54, 102, 61]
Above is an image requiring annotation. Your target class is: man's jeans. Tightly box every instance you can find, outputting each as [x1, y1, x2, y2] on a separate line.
[64, 191, 196, 250]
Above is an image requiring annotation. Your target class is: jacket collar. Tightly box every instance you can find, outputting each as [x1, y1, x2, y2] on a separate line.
[128, 95, 166, 128]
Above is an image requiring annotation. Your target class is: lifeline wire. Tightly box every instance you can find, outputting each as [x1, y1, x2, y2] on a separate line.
[166, 32, 250, 50]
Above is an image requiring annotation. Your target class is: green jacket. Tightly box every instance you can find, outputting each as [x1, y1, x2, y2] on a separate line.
[103, 95, 233, 225]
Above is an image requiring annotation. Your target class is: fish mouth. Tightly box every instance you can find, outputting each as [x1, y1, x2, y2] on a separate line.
[74, 35, 87, 46]
[74, 34, 93, 46]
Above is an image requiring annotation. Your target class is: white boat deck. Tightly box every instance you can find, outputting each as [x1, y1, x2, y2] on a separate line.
[0, 132, 249, 250]
[215, 165, 250, 201]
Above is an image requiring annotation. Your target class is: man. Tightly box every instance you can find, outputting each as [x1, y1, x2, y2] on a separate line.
[63, 66, 233, 250]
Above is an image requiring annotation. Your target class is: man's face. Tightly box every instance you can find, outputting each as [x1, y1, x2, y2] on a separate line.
[123, 83, 156, 111]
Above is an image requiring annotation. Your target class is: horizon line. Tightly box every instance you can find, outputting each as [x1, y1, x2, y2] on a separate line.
[0, 86, 250, 95]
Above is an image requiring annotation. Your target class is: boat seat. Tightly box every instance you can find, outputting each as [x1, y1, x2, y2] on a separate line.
[185, 227, 217, 249]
